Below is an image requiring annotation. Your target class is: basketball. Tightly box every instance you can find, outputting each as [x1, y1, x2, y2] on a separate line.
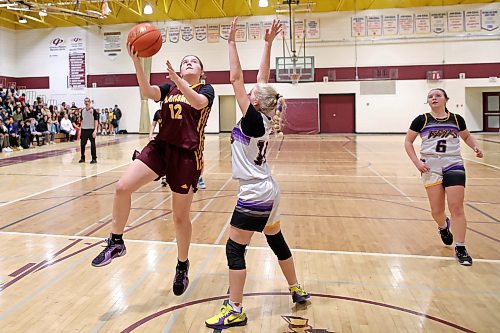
[127, 23, 162, 57]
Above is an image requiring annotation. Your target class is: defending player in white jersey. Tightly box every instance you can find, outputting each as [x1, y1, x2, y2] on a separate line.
[405, 88, 483, 266]
[205, 17, 310, 330]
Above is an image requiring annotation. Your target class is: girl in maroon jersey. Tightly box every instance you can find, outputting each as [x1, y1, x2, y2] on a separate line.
[91, 44, 214, 298]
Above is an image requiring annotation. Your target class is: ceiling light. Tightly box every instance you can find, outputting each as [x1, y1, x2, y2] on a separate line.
[258, 0, 269, 7]
[19, 17, 27, 23]
[143, 2, 153, 15]
[39, 9, 47, 17]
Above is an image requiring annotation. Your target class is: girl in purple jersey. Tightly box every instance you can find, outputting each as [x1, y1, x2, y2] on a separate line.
[91, 43, 214, 298]
[205, 18, 309, 330]
[405, 88, 483, 266]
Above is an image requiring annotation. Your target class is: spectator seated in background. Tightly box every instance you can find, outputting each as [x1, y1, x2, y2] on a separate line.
[0, 118, 12, 152]
[29, 118, 43, 146]
[5, 116, 21, 151]
[60, 113, 76, 142]
[37, 114, 55, 144]
[19, 119, 32, 149]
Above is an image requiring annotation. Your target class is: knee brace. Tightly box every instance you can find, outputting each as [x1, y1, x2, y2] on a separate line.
[265, 231, 292, 261]
[226, 238, 247, 270]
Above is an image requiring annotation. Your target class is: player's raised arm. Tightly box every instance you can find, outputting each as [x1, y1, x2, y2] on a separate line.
[257, 19, 282, 84]
[228, 17, 250, 116]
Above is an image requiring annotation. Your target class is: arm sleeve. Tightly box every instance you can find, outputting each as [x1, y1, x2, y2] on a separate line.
[93, 109, 99, 121]
[455, 114, 467, 131]
[158, 84, 172, 103]
[409, 115, 425, 132]
[241, 104, 266, 138]
[153, 110, 161, 122]
[198, 84, 215, 107]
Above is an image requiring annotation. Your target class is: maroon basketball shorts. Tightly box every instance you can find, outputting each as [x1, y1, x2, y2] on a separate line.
[136, 139, 201, 194]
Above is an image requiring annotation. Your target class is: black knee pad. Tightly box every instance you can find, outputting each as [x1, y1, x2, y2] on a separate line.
[226, 238, 247, 270]
[265, 231, 292, 261]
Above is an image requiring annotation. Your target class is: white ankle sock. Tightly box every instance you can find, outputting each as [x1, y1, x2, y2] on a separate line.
[229, 300, 242, 312]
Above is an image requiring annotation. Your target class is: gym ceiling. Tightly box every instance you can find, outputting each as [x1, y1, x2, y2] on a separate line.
[0, 0, 497, 30]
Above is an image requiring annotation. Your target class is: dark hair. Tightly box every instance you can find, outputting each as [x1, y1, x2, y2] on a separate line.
[429, 88, 449, 99]
[428, 88, 450, 112]
[180, 55, 204, 71]
[179, 55, 206, 81]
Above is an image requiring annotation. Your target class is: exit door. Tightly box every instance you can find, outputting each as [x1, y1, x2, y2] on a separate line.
[319, 94, 355, 133]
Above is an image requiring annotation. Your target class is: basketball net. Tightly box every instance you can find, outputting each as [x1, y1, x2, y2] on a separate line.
[290, 72, 301, 85]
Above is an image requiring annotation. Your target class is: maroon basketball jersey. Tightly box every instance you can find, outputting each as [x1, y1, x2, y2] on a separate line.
[156, 83, 214, 169]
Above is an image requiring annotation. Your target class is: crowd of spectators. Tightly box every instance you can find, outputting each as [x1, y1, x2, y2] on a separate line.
[0, 84, 122, 153]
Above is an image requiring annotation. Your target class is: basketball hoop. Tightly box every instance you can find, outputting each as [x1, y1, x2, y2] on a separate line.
[290, 72, 301, 85]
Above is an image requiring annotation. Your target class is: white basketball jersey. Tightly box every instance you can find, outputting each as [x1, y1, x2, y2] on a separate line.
[420, 112, 461, 157]
[231, 114, 272, 180]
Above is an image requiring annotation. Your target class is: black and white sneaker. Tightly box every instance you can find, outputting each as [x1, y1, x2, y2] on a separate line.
[439, 217, 453, 246]
[173, 260, 190, 296]
[455, 246, 473, 266]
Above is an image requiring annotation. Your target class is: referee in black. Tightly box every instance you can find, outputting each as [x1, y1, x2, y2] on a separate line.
[79, 97, 99, 164]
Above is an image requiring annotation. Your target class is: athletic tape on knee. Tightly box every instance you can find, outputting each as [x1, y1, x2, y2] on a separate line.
[265, 231, 292, 260]
[226, 238, 246, 270]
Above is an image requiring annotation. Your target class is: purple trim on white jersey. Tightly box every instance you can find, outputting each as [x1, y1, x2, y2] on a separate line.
[231, 127, 250, 146]
[236, 199, 274, 212]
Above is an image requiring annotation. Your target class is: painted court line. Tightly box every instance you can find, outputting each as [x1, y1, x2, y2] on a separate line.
[89, 245, 176, 333]
[0, 253, 93, 322]
[342, 145, 414, 202]
[2, 231, 500, 264]
[463, 157, 500, 170]
[0, 161, 131, 208]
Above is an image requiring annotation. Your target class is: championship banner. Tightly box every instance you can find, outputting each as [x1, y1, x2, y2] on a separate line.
[262, 21, 274, 39]
[195, 25, 207, 41]
[398, 14, 414, 35]
[351, 17, 366, 36]
[295, 19, 305, 39]
[448, 11, 464, 32]
[181, 26, 194, 41]
[207, 24, 219, 43]
[382, 15, 398, 35]
[415, 13, 430, 34]
[169, 26, 180, 43]
[278, 20, 289, 40]
[366, 15, 382, 36]
[431, 13, 447, 34]
[248, 22, 261, 40]
[220, 24, 231, 40]
[159, 28, 167, 43]
[236, 23, 247, 42]
[465, 11, 481, 32]
[481, 10, 499, 31]
[306, 19, 320, 39]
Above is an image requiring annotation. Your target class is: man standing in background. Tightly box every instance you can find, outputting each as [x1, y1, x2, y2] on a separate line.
[113, 104, 122, 134]
[79, 97, 99, 164]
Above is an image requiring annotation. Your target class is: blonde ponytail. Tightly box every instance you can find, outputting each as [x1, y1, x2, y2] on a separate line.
[272, 97, 286, 134]
[252, 83, 286, 135]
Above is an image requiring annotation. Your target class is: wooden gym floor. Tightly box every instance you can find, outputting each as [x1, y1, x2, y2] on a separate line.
[0, 133, 498, 332]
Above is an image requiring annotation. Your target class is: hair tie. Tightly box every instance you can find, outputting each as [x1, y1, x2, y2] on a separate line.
[276, 94, 281, 100]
